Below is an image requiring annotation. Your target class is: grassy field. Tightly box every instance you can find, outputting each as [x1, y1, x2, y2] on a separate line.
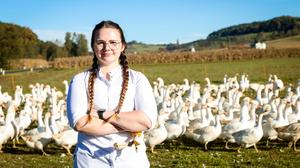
[0, 57, 300, 167]
[266, 35, 300, 49]
[1, 57, 299, 94]
[1, 137, 300, 167]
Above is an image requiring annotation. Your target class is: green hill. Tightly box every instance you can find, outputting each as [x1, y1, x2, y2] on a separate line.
[126, 41, 166, 53]
[183, 15, 300, 51]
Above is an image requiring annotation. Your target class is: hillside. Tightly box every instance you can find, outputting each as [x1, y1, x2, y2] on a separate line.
[207, 16, 300, 39]
[181, 16, 300, 51]
[126, 41, 166, 53]
[130, 15, 300, 53]
[266, 35, 300, 48]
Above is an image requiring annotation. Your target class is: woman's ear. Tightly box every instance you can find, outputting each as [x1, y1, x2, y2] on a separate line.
[121, 43, 126, 52]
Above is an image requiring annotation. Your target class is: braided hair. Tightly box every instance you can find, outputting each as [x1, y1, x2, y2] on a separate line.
[87, 20, 129, 121]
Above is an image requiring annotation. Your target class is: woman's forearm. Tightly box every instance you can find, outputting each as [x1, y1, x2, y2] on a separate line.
[104, 110, 152, 132]
[75, 115, 124, 136]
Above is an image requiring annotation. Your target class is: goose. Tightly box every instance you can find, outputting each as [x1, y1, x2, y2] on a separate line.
[275, 122, 300, 152]
[153, 81, 162, 104]
[157, 77, 165, 89]
[21, 112, 53, 156]
[191, 115, 221, 150]
[232, 90, 243, 110]
[0, 106, 5, 125]
[204, 77, 218, 92]
[52, 128, 78, 155]
[231, 111, 269, 153]
[221, 97, 253, 149]
[263, 96, 279, 120]
[273, 75, 284, 91]
[261, 104, 278, 146]
[49, 113, 60, 135]
[165, 105, 188, 141]
[13, 108, 32, 147]
[239, 74, 250, 92]
[185, 105, 210, 139]
[271, 98, 289, 128]
[296, 100, 300, 122]
[62, 80, 69, 96]
[285, 102, 298, 124]
[144, 116, 168, 153]
[187, 82, 201, 103]
[181, 78, 190, 92]
[23, 103, 45, 136]
[0, 101, 18, 152]
[256, 85, 267, 106]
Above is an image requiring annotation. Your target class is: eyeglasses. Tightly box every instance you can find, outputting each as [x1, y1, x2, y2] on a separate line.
[95, 40, 121, 50]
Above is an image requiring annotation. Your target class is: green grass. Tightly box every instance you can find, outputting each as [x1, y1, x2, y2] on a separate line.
[0, 57, 300, 167]
[1, 137, 300, 167]
[127, 43, 165, 53]
[1, 57, 299, 95]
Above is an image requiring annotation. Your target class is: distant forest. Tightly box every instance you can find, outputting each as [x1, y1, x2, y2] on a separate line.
[0, 22, 89, 68]
[1, 16, 300, 68]
[208, 16, 300, 38]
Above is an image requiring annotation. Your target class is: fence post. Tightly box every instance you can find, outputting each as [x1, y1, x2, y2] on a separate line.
[11, 76, 15, 91]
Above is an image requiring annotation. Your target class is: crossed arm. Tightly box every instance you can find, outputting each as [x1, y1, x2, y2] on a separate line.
[75, 109, 152, 136]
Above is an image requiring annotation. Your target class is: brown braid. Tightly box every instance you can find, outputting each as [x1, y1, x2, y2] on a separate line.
[87, 53, 129, 121]
[115, 53, 129, 113]
[87, 55, 98, 121]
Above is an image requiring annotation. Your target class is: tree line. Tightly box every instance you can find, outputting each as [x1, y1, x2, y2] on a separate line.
[207, 16, 300, 39]
[0, 22, 89, 69]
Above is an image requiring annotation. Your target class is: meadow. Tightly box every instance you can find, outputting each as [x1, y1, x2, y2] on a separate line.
[1, 57, 299, 94]
[0, 57, 300, 167]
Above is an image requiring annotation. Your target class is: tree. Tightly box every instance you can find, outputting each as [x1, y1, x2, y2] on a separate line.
[76, 34, 88, 56]
[64, 32, 72, 56]
[0, 22, 39, 68]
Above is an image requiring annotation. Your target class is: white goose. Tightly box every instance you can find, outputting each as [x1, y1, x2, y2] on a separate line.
[191, 114, 221, 150]
[0, 100, 18, 152]
[62, 80, 69, 96]
[144, 116, 168, 153]
[21, 112, 53, 155]
[221, 97, 253, 149]
[0, 106, 5, 125]
[165, 105, 188, 141]
[262, 104, 278, 146]
[23, 103, 45, 136]
[185, 105, 210, 139]
[231, 111, 268, 153]
[52, 128, 78, 155]
[271, 98, 289, 128]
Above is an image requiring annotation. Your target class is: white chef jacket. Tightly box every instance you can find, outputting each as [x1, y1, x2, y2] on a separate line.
[67, 65, 157, 167]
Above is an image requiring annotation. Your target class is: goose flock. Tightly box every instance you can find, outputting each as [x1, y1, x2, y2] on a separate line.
[0, 80, 77, 155]
[0, 75, 300, 155]
[144, 74, 300, 153]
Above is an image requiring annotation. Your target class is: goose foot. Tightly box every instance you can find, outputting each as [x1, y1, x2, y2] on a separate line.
[225, 141, 232, 150]
[237, 146, 242, 153]
[254, 144, 259, 153]
[150, 146, 157, 154]
[293, 139, 300, 152]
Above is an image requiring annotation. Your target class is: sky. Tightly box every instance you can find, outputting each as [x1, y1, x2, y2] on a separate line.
[1, 0, 299, 45]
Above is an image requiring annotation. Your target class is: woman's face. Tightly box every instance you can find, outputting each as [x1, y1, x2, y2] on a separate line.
[93, 27, 125, 66]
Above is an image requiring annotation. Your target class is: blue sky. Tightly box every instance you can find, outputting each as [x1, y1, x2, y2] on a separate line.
[1, 0, 299, 44]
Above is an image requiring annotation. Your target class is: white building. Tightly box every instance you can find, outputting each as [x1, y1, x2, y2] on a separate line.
[255, 42, 266, 50]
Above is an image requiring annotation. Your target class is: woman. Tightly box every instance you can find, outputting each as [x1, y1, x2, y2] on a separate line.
[67, 20, 157, 168]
